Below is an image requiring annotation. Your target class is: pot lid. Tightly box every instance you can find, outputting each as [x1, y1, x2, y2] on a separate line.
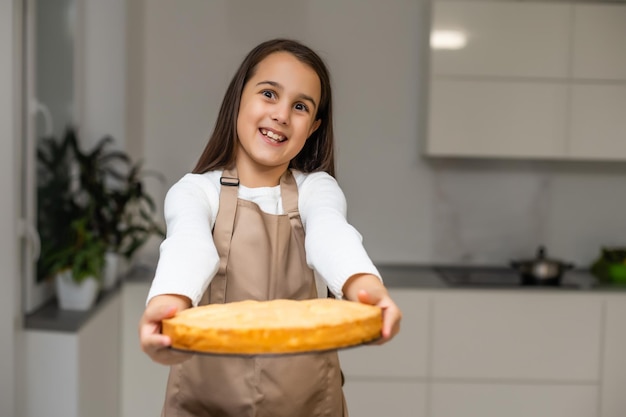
[513, 246, 565, 265]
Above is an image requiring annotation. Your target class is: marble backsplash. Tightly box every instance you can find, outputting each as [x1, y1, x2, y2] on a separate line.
[136, 156, 626, 274]
[428, 159, 626, 268]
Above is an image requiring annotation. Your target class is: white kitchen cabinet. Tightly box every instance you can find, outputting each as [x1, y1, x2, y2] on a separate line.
[431, 1, 570, 78]
[427, 79, 568, 158]
[23, 293, 121, 417]
[430, 382, 598, 417]
[339, 289, 430, 378]
[600, 294, 626, 417]
[431, 292, 602, 381]
[427, 1, 626, 162]
[338, 287, 616, 416]
[339, 289, 429, 415]
[572, 4, 626, 81]
[120, 281, 169, 417]
[569, 85, 626, 160]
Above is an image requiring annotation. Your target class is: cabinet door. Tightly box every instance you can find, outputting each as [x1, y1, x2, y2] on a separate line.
[601, 295, 626, 417]
[120, 282, 170, 417]
[78, 294, 121, 417]
[23, 294, 122, 417]
[569, 85, 626, 160]
[427, 79, 568, 158]
[343, 380, 427, 417]
[431, 1, 570, 78]
[431, 292, 603, 381]
[431, 382, 598, 417]
[339, 289, 429, 378]
[572, 4, 626, 80]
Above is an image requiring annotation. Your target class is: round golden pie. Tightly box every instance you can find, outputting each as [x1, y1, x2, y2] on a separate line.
[162, 298, 383, 355]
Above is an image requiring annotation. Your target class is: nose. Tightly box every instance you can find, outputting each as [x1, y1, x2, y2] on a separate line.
[271, 103, 290, 125]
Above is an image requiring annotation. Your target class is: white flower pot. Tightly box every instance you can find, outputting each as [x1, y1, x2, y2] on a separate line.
[102, 251, 120, 290]
[55, 270, 99, 311]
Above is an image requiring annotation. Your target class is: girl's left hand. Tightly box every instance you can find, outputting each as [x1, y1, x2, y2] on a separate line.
[356, 289, 402, 344]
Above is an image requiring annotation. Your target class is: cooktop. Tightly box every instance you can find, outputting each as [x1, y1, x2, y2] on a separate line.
[434, 266, 596, 290]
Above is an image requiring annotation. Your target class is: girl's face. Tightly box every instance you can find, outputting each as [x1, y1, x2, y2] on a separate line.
[236, 51, 321, 186]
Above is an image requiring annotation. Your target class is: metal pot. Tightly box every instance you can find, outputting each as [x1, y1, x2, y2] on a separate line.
[510, 246, 574, 286]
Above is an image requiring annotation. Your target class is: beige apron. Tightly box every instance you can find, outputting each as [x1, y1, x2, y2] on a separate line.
[162, 168, 348, 417]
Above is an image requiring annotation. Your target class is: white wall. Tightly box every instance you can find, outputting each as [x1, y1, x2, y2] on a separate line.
[131, 0, 626, 268]
[131, 0, 434, 265]
[0, 1, 22, 416]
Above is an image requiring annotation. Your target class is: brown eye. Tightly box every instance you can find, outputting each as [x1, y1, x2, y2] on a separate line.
[295, 103, 309, 112]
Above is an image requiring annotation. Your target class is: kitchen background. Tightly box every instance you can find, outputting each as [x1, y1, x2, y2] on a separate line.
[1, 0, 626, 416]
[128, 0, 626, 268]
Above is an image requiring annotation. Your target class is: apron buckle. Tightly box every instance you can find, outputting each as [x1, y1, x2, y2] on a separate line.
[220, 176, 240, 186]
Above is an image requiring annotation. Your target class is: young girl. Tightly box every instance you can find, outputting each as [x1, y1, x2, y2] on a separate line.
[139, 38, 402, 417]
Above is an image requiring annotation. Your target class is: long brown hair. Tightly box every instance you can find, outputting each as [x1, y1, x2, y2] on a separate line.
[192, 39, 335, 177]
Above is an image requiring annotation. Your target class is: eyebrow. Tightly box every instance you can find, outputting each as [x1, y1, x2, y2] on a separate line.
[256, 80, 318, 111]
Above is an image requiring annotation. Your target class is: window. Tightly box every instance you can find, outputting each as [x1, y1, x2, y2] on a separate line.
[22, 0, 79, 313]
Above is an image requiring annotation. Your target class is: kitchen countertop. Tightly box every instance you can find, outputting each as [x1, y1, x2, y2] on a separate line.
[376, 264, 448, 288]
[24, 263, 626, 333]
[376, 263, 626, 292]
[23, 282, 121, 333]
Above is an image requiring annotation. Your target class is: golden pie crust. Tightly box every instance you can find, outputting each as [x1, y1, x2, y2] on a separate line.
[162, 298, 383, 354]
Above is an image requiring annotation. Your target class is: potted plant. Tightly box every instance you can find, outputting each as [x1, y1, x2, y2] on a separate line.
[48, 215, 107, 310]
[36, 131, 82, 284]
[102, 161, 165, 279]
[591, 247, 626, 285]
[70, 133, 165, 288]
[37, 130, 106, 310]
[37, 128, 164, 307]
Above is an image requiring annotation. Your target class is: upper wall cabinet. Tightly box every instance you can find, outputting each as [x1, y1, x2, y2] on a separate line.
[428, 79, 568, 158]
[569, 85, 626, 160]
[426, 1, 626, 161]
[431, 2, 570, 79]
[572, 4, 626, 80]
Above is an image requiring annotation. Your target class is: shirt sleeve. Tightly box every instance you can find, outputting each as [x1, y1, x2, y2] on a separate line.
[146, 173, 221, 306]
[297, 172, 381, 298]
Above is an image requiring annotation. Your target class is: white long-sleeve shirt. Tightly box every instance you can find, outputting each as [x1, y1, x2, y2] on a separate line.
[147, 169, 381, 306]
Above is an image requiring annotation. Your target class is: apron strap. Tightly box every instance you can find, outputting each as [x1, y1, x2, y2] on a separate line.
[210, 167, 239, 303]
[280, 169, 299, 217]
[280, 170, 304, 228]
[280, 170, 311, 290]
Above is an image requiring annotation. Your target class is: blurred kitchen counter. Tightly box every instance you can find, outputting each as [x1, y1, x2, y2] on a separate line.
[376, 263, 626, 293]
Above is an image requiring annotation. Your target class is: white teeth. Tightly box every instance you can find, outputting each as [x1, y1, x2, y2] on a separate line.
[261, 129, 285, 142]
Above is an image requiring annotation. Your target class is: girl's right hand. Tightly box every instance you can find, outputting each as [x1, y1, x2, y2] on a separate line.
[139, 294, 193, 365]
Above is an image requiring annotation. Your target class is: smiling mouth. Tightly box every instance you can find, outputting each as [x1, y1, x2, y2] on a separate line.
[260, 128, 287, 143]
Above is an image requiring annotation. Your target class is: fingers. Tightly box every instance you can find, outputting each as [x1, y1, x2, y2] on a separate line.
[139, 315, 192, 365]
[356, 289, 402, 344]
[138, 303, 180, 349]
[144, 304, 178, 322]
[139, 302, 192, 365]
[381, 303, 402, 341]
[139, 321, 193, 365]
[357, 289, 374, 305]
[140, 323, 171, 351]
